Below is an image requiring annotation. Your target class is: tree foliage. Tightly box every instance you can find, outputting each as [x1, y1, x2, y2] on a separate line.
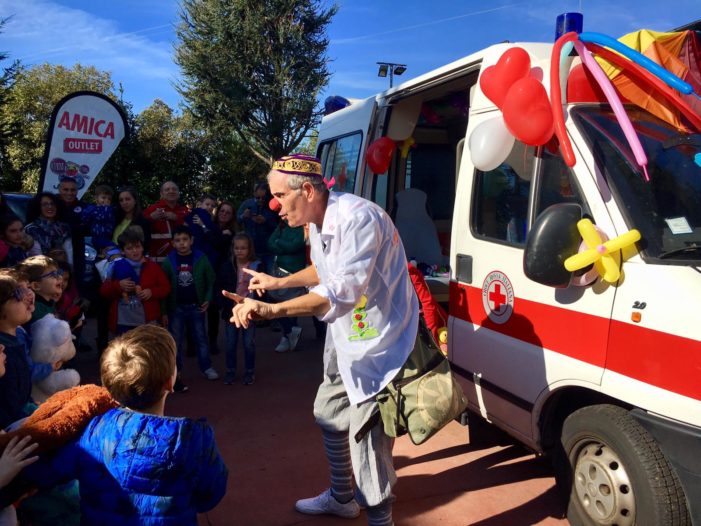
[0, 62, 268, 210]
[0, 19, 19, 178]
[176, 0, 337, 164]
[0, 63, 116, 192]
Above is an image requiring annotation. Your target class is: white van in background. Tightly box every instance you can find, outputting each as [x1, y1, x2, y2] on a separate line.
[317, 39, 701, 525]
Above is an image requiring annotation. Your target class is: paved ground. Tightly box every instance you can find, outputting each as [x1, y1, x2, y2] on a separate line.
[75, 315, 568, 526]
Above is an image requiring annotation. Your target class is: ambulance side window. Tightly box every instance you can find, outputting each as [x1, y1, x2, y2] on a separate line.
[472, 141, 534, 246]
[534, 148, 589, 217]
[318, 133, 363, 194]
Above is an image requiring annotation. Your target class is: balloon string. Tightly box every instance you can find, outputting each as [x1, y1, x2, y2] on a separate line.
[642, 165, 650, 182]
[693, 92, 701, 102]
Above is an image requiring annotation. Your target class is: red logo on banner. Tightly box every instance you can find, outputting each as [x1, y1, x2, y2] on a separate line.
[64, 138, 102, 154]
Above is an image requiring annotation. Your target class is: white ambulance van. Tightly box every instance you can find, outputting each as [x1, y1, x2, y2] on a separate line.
[317, 40, 701, 525]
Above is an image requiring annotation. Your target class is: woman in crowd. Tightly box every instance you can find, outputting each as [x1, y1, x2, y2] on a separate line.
[113, 186, 151, 250]
[212, 201, 238, 262]
[207, 201, 239, 353]
[24, 193, 73, 264]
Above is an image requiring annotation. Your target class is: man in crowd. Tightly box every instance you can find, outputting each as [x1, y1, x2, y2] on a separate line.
[57, 177, 86, 293]
[225, 155, 418, 526]
[143, 181, 188, 263]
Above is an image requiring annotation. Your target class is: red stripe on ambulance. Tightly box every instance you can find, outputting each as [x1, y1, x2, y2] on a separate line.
[449, 281, 701, 401]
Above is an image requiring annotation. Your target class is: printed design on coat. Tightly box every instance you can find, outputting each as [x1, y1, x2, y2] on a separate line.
[349, 295, 379, 341]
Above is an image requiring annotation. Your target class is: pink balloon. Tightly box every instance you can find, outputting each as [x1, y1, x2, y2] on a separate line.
[573, 40, 649, 181]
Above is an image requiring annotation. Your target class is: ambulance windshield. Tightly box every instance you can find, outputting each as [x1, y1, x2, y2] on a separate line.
[573, 106, 701, 263]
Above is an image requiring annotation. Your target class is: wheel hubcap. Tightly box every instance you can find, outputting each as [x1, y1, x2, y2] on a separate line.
[572, 441, 635, 525]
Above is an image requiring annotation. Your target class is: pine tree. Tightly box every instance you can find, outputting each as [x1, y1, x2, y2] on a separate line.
[175, 0, 337, 164]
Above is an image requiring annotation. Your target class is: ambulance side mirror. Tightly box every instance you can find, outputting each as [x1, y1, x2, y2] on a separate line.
[523, 203, 583, 288]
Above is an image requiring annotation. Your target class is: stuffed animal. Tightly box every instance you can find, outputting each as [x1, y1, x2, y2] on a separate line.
[29, 315, 80, 403]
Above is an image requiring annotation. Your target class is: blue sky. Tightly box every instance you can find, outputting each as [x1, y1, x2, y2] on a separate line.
[0, 0, 698, 114]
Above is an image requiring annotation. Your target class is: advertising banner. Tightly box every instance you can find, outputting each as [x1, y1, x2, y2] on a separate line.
[39, 91, 128, 199]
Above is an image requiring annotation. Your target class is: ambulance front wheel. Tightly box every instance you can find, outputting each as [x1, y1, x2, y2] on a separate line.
[561, 404, 690, 526]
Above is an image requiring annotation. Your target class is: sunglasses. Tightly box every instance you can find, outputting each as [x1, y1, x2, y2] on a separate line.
[40, 269, 64, 280]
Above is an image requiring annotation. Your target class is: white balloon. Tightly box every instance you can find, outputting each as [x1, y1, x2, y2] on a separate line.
[469, 117, 515, 172]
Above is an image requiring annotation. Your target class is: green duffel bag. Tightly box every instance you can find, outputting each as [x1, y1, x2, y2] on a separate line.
[376, 318, 468, 445]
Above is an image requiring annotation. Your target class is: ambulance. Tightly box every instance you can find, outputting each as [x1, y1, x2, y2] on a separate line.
[316, 32, 701, 526]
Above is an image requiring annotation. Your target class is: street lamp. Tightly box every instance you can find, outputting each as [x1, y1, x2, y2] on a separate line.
[377, 62, 407, 88]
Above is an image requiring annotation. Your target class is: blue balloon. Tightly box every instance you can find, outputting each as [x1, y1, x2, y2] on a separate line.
[579, 31, 694, 95]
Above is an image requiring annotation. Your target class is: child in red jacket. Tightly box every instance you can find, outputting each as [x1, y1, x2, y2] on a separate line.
[100, 227, 171, 336]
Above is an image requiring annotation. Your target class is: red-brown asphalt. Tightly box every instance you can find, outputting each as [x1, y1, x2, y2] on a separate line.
[78, 316, 568, 526]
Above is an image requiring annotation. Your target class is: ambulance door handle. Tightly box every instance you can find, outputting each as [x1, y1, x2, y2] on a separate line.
[456, 254, 473, 284]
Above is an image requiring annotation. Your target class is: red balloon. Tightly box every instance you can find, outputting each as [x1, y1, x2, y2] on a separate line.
[479, 47, 532, 109]
[502, 77, 554, 146]
[567, 63, 608, 103]
[366, 137, 396, 173]
[550, 32, 579, 166]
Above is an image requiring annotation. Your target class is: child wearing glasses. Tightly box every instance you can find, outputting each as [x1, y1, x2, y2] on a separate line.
[16, 256, 63, 326]
[0, 274, 37, 430]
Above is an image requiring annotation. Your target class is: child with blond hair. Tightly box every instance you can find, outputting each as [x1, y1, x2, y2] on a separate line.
[22, 324, 228, 525]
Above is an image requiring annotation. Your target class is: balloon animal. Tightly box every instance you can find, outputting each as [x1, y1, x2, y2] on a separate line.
[564, 219, 641, 284]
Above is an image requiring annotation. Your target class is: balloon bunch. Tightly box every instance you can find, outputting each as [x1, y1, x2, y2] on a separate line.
[470, 48, 555, 171]
[551, 31, 701, 179]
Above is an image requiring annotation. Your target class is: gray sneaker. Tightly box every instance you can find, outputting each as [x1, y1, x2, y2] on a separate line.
[295, 488, 360, 519]
[203, 367, 219, 380]
[288, 326, 302, 351]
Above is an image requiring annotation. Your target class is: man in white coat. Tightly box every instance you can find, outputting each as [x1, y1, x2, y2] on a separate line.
[225, 154, 418, 526]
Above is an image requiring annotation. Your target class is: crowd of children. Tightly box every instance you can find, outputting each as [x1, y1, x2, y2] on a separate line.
[0, 177, 327, 524]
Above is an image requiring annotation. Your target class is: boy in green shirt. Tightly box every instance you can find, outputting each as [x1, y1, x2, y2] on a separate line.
[161, 226, 217, 392]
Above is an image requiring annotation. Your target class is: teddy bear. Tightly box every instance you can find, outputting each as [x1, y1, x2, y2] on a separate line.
[29, 314, 80, 403]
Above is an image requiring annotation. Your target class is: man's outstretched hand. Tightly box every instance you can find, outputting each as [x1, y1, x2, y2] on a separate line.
[242, 268, 278, 297]
[222, 290, 276, 329]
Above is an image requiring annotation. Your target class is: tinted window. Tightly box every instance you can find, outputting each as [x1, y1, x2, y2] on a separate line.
[319, 133, 362, 193]
[472, 141, 534, 246]
[573, 106, 701, 262]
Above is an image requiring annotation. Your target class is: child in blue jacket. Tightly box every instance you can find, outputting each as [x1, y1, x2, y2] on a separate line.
[23, 324, 228, 525]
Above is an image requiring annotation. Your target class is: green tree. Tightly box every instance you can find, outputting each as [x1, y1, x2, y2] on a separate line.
[129, 100, 269, 208]
[0, 18, 20, 178]
[0, 63, 116, 192]
[293, 129, 319, 157]
[175, 0, 337, 165]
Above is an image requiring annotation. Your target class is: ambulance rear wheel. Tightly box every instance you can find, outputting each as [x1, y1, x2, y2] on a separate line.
[561, 404, 690, 526]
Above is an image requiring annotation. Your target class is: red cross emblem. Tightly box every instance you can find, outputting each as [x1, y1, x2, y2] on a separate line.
[481, 271, 514, 325]
[488, 283, 507, 313]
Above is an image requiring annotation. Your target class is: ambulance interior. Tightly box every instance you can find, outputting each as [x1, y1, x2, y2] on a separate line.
[373, 74, 478, 300]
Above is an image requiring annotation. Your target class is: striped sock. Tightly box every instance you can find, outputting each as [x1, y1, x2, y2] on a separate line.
[322, 430, 354, 503]
[366, 501, 393, 526]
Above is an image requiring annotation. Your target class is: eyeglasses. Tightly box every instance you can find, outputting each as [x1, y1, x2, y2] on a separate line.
[2, 287, 30, 304]
[40, 269, 64, 280]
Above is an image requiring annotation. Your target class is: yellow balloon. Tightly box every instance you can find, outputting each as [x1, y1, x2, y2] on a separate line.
[563, 220, 641, 284]
[400, 137, 415, 159]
